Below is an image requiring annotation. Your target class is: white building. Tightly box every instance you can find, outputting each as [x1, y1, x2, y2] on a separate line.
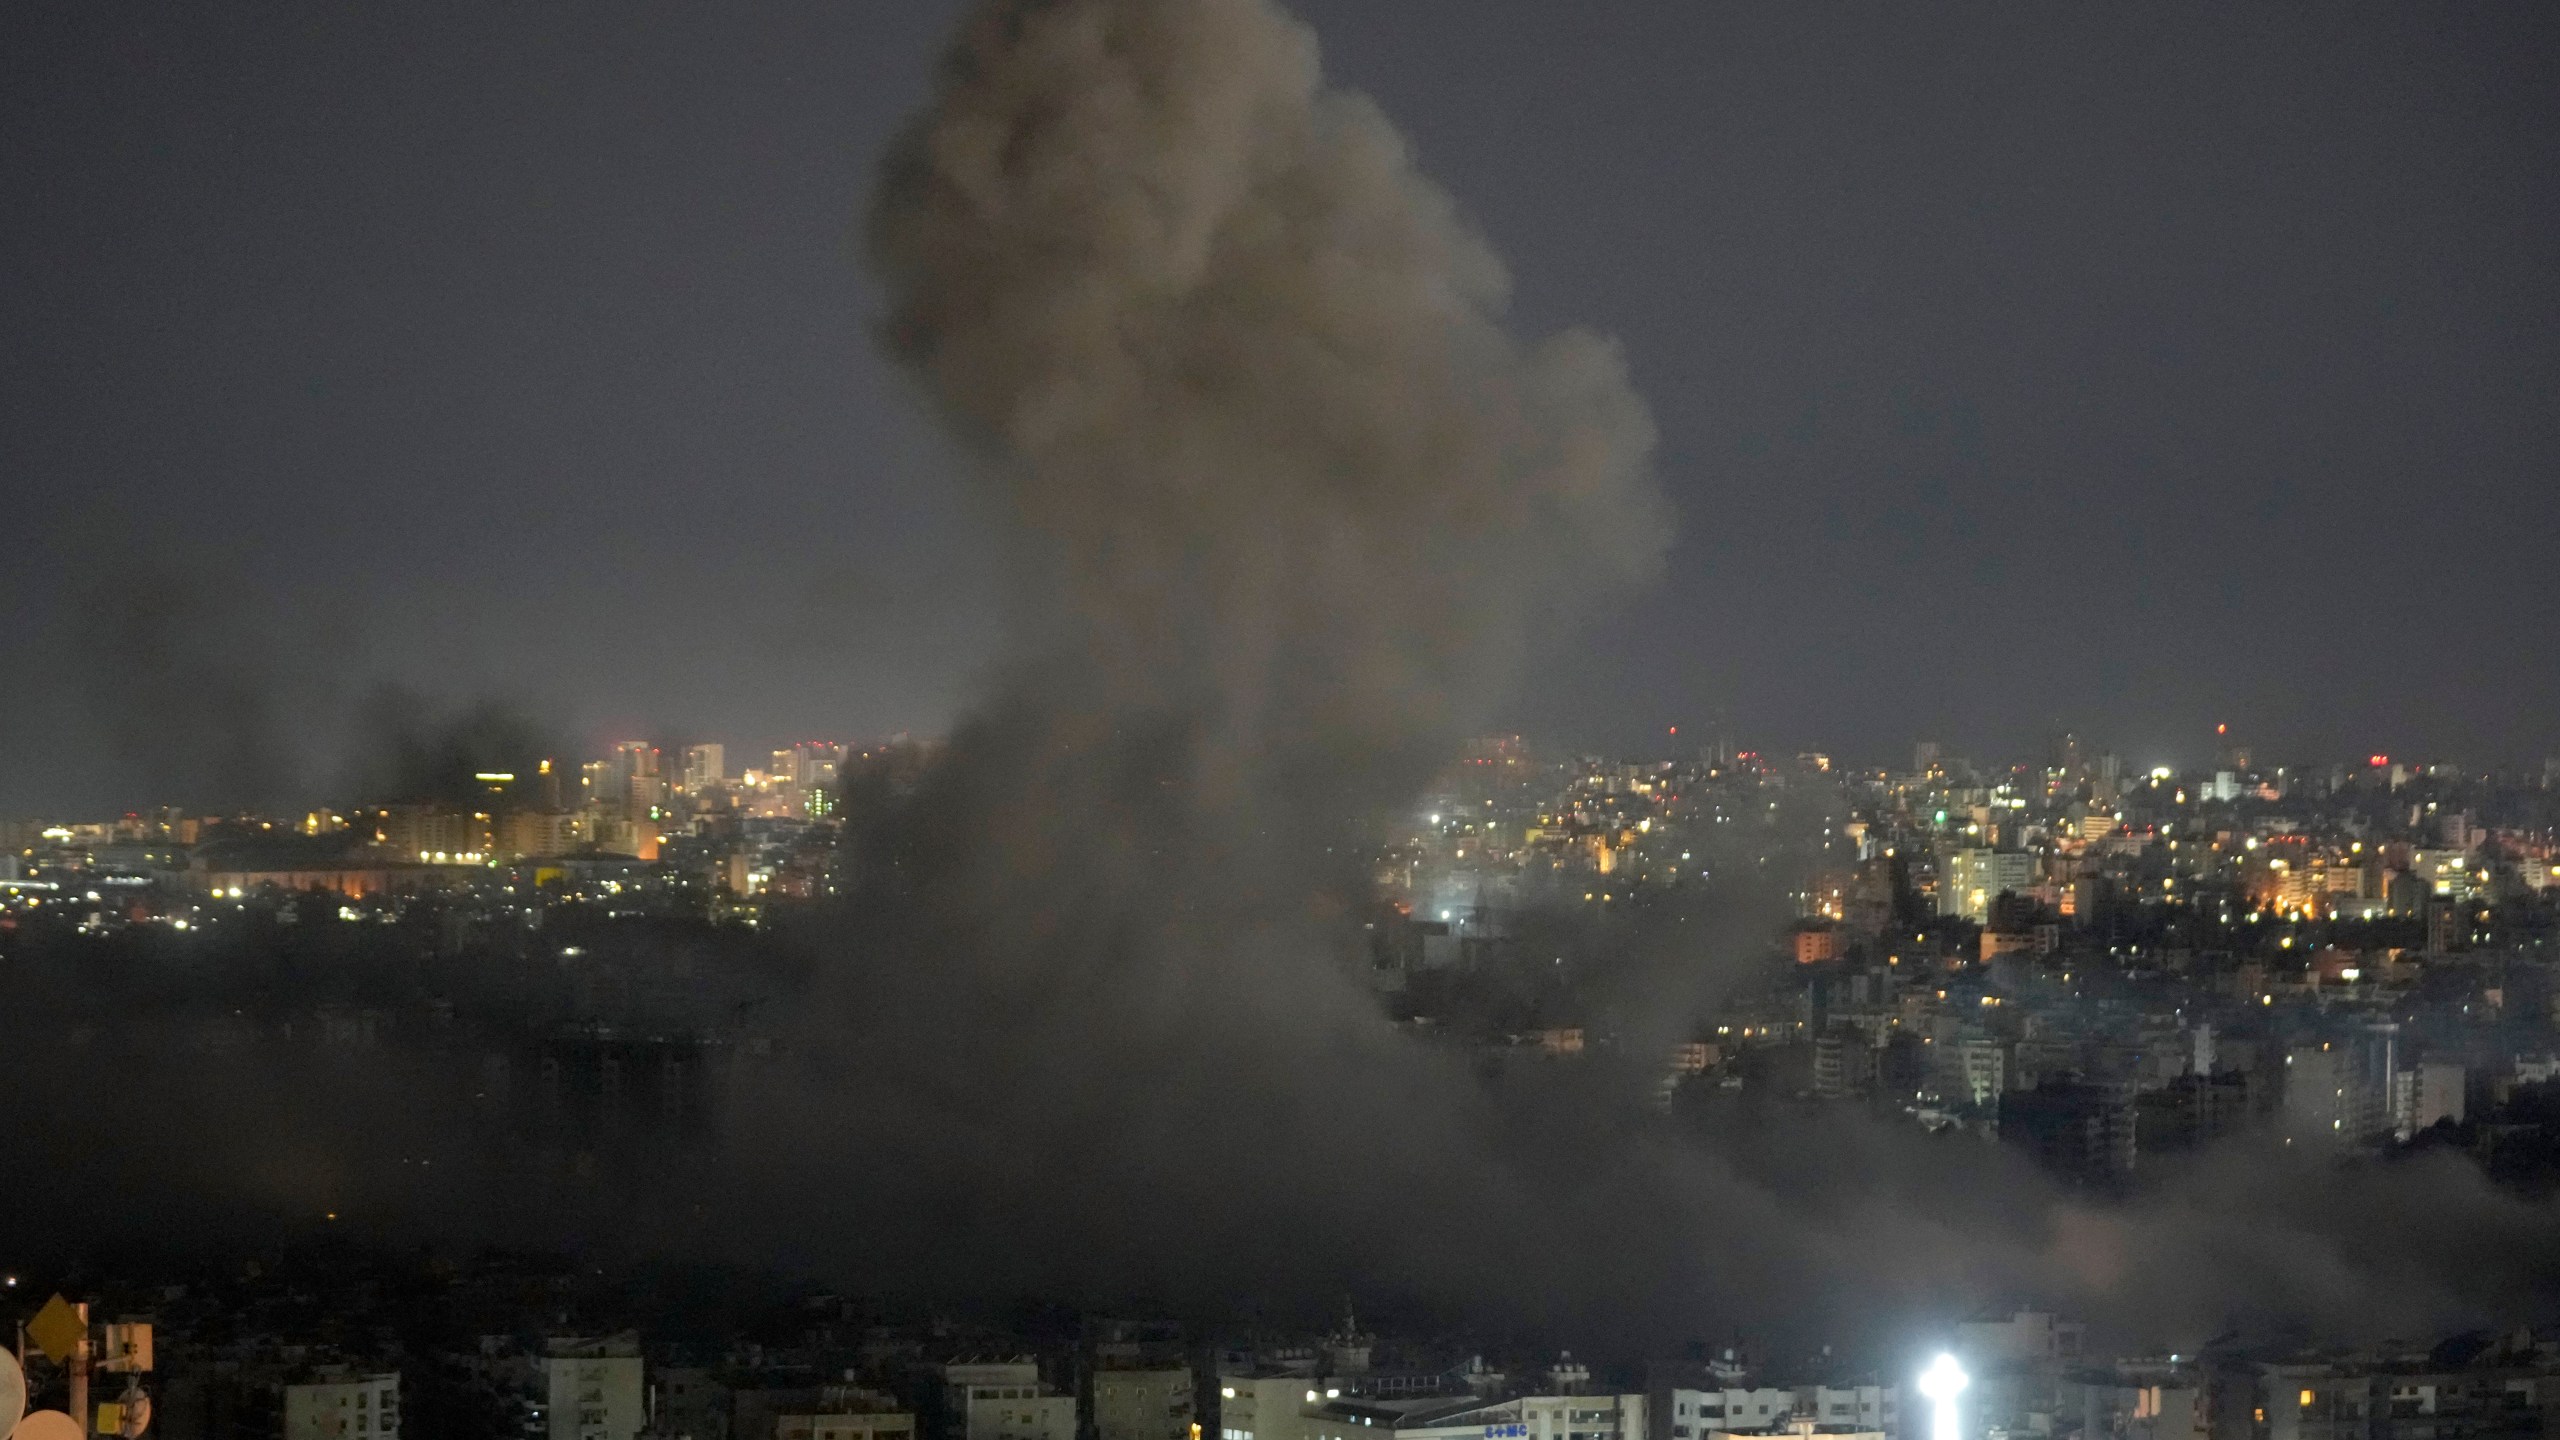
[1959, 1039, 2011, 1108]
[2390, 1063, 2466, 1138]
[1670, 1388, 1793, 1437]
[283, 1370, 401, 1440]
[1303, 1391, 1646, 1440]
[2412, 850, 2479, 900]
[1094, 1367, 1193, 1440]
[1221, 1375, 1317, 1440]
[1939, 850, 2037, 921]
[683, 743, 726, 793]
[544, 1336, 647, 1440]
[947, 1361, 1078, 1440]
[1670, 1387, 1896, 1440]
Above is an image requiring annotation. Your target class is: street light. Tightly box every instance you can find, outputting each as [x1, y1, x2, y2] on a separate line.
[1918, 1354, 1968, 1440]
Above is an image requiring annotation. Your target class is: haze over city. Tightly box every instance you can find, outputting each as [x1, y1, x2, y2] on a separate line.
[2, 4, 2558, 1440]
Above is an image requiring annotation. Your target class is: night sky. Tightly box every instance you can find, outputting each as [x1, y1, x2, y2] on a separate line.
[6, 2, 2556, 814]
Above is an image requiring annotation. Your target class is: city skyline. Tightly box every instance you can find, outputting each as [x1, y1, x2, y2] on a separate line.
[4, 2, 2558, 1435]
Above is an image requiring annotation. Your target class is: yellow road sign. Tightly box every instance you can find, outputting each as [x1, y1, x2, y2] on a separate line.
[26, 1294, 81, 1364]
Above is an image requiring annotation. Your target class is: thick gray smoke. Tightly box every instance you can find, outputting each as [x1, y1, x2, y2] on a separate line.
[869, 0, 1667, 804]
[5, 0, 2554, 1367]
[746, 0, 1670, 1314]
[730, 0, 2560, 1352]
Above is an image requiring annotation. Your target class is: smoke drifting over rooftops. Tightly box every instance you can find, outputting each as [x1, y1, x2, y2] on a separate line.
[1, 0, 2555, 1365]
[736, 0, 2560, 1347]
[750, 0, 1667, 1313]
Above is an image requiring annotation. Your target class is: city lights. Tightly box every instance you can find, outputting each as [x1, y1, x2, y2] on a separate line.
[0, 0, 2550, 1426]
[1918, 1354, 1968, 1440]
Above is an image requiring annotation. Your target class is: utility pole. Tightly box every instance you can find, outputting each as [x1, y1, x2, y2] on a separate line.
[67, 1302, 89, 1434]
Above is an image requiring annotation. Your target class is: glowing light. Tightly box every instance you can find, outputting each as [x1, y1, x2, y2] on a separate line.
[1919, 1354, 1968, 1440]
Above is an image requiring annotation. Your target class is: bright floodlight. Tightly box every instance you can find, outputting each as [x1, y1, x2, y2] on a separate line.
[1918, 1354, 1968, 1440]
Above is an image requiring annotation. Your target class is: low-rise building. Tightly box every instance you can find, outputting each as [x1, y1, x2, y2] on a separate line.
[283, 1369, 402, 1440]
[544, 1335, 647, 1440]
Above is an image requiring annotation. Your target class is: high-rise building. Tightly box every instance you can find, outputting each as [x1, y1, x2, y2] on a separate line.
[602, 742, 662, 818]
[2282, 1040, 2388, 1148]
[380, 804, 492, 863]
[1939, 849, 2036, 921]
[1813, 1030, 1876, 1100]
[1999, 1080, 2136, 1181]
[768, 741, 848, 817]
[501, 809, 588, 861]
[682, 743, 725, 794]
[1959, 1037, 2011, 1108]
[2390, 1062, 2466, 1139]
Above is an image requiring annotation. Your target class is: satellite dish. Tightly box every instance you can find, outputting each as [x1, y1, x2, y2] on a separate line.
[14, 1411, 82, 1440]
[114, 1392, 153, 1438]
[0, 1351, 20, 1437]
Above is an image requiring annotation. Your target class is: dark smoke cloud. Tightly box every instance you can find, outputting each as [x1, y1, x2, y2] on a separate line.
[2, 0, 2555, 1368]
[695, 0, 2560, 1352]
[57, 567, 310, 815]
[340, 683, 566, 807]
[777, 0, 1662, 1285]
[742, 0, 2558, 1351]
[7, 521, 569, 818]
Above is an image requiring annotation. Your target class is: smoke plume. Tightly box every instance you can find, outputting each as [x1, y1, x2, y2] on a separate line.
[4, 0, 2555, 1369]
[752, 0, 2560, 1352]
[788, 0, 1664, 1280]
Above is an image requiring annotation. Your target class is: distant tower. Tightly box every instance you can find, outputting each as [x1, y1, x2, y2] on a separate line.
[682, 743, 726, 794]
[1324, 1302, 1373, 1376]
